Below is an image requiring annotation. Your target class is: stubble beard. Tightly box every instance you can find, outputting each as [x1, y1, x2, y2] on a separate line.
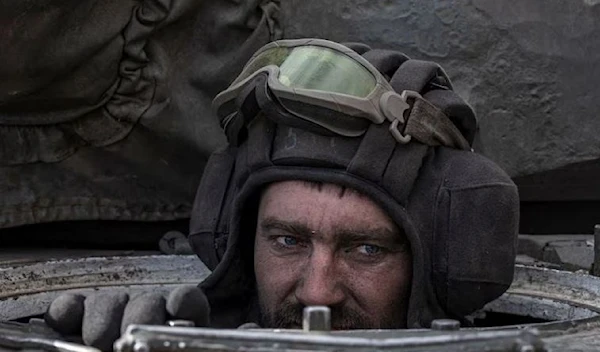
[259, 298, 400, 330]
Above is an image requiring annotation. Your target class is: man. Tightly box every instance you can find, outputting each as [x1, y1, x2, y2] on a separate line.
[45, 38, 519, 348]
[251, 180, 412, 329]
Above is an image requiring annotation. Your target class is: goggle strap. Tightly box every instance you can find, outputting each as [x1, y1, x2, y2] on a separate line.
[341, 42, 372, 55]
[360, 49, 411, 81]
[403, 97, 471, 150]
[346, 122, 430, 205]
[424, 89, 477, 145]
[390, 59, 453, 93]
[347, 123, 397, 183]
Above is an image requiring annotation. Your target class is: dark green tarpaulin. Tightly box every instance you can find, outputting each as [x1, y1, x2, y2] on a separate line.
[0, 0, 281, 231]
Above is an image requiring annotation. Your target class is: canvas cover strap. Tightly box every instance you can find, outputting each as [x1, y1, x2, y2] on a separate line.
[404, 96, 471, 150]
[346, 123, 397, 183]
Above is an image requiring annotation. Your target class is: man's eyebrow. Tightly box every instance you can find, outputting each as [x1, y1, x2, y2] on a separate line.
[259, 217, 404, 244]
[259, 217, 313, 238]
[337, 228, 392, 240]
[335, 227, 403, 244]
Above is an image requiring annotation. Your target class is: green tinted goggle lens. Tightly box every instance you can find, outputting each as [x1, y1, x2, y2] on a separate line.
[234, 46, 378, 98]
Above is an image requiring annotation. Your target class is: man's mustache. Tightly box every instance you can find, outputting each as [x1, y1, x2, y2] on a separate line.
[266, 301, 374, 330]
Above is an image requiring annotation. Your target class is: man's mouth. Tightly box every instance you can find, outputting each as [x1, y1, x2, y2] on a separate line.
[264, 302, 377, 330]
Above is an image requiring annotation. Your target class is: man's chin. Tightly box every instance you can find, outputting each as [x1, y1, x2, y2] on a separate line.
[261, 302, 391, 330]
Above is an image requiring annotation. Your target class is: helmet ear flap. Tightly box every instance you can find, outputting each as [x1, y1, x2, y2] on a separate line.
[389, 59, 453, 93]
[189, 147, 236, 270]
[429, 151, 519, 317]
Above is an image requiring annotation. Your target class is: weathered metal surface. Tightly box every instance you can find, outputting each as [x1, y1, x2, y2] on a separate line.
[0, 255, 210, 321]
[4, 260, 600, 350]
[106, 265, 600, 352]
[593, 225, 600, 276]
[0, 322, 100, 352]
[114, 324, 544, 352]
[0, 250, 159, 267]
[544, 328, 600, 352]
[518, 234, 595, 271]
[282, 0, 600, 178]
[486, 294, 596, 321]
[484, 264, 600, 322]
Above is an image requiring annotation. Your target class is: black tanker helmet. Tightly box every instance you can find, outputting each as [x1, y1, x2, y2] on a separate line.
[189, 39, 519, 328]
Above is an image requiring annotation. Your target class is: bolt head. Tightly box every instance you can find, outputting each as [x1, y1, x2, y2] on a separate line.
[133, 342, 149, 352]
[167, 320, 195, 327]
[303, 306, 331, 332]
[431, 319, 460, 331]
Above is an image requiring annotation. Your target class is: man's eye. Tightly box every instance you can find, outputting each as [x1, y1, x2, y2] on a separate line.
[357, 244, 383, 256]
[275, 235, 298, 247]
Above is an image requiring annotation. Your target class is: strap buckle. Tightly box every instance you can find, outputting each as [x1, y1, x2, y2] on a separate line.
[379, 90, 422, 144]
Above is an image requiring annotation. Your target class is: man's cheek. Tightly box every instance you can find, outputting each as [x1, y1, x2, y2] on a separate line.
[256, 256, 298, 301]
[345, 261, 411, 323]
[262, 266, 297, 295]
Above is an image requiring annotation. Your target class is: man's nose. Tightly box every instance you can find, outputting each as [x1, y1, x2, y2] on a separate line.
[295, 248, 345, 307]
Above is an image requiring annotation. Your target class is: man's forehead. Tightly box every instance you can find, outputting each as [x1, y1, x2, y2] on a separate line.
[258, 180, 399, 234]
[296, 180, 362, 198]
[261, 180, 365, 200]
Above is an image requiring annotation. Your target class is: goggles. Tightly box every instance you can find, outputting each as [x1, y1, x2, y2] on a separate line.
[213, 38, 469, 149]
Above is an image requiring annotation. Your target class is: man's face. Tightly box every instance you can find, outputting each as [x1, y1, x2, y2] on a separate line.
[254, 180, 412, 329]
